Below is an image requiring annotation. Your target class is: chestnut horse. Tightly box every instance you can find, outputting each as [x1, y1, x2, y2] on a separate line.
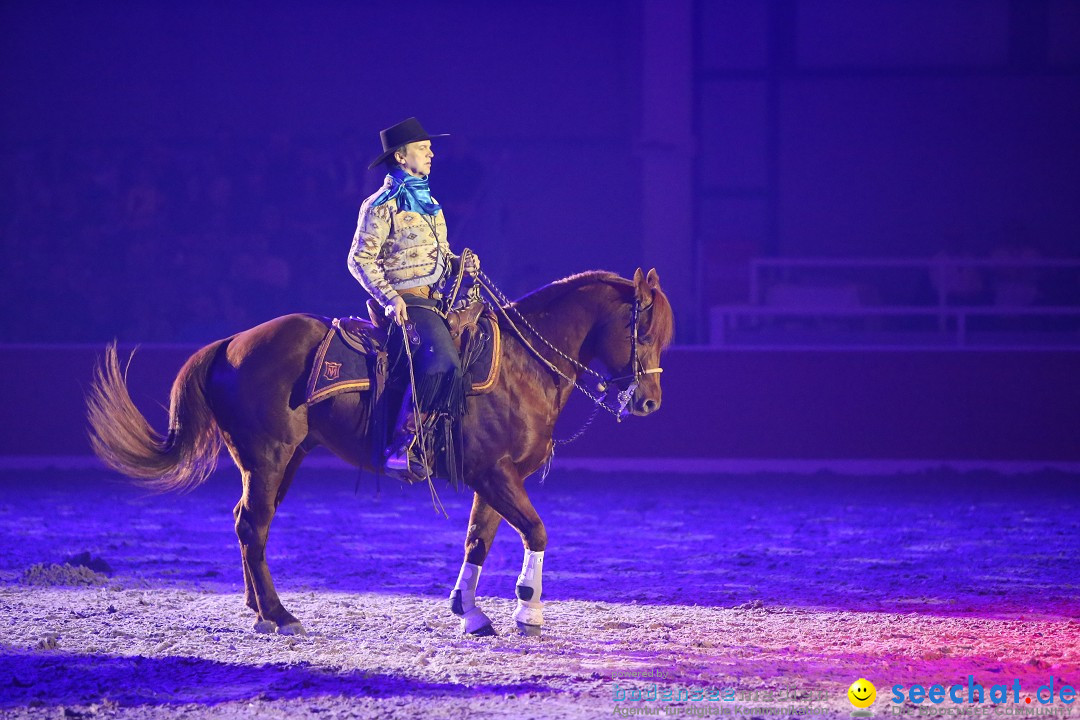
[87, 268, 673, 636]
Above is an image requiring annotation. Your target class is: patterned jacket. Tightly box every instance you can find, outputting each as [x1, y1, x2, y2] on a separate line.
[347, 175, 453, 309]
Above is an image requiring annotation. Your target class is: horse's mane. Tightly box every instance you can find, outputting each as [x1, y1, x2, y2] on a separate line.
[512, 269, 675, 349]
[512, 270, 627, 309]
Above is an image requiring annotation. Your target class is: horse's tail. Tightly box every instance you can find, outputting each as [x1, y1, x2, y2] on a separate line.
[87, 339, 227, 493]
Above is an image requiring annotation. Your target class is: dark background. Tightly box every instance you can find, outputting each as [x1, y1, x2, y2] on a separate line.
[3, 0, 1079, 343]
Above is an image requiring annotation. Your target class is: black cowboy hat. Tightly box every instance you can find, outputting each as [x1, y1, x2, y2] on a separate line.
[367, 117, 449, 169]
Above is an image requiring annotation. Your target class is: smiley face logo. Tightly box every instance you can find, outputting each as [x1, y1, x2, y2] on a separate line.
[848, 679, 876, 708]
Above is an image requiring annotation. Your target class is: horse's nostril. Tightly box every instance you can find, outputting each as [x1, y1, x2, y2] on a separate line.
[642, 399, 659, 413]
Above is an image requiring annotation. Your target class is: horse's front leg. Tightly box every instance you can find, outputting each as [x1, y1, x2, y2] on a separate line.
[450, 493, 502, 636]
[473, 462, 548, 636]
[513, 544, 545, 636]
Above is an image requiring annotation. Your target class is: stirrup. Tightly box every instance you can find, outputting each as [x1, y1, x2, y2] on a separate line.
[384, 435, 428, 483]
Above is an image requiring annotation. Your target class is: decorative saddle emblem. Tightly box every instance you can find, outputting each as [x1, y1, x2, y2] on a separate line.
[322, 362, 342, 381]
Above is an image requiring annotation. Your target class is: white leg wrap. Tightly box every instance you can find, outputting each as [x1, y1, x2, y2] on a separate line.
[451, 562, 493, 634]
[512, 599, 544, 627]
[451, 561, 482, 613]
[513, 549, 544, 627]
[516, 549, 543, 602]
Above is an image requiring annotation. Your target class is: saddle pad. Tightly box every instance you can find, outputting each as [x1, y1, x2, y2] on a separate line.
[305, 318, 376, 405]
[304, 315, 500, 405]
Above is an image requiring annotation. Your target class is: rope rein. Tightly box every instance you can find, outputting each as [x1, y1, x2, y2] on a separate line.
[400, 324, 448, 517]
[472, 268, 663, 430]
[474, 271, 624, 421]
[407, 259, 663, 487]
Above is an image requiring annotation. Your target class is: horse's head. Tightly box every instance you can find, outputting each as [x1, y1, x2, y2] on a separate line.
[593, 267, 674, 417]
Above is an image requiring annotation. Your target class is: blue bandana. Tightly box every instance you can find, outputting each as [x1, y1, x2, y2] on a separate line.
[371, 168, 442, 216]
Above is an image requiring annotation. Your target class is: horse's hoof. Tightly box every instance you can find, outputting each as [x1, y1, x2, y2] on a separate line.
[516, 622, 542, 637]
[469, 623, 497, 637]
[460, 606, 494, 636]
[277, 622, 306, 636]
[253, 620, 276, 634]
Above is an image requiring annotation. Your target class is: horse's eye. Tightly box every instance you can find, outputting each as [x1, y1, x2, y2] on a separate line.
[640, 335, 653, 345]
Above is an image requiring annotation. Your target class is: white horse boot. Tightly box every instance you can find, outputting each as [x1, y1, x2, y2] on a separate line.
[450, 561, 494, 636]
[512, 549, 544, 636]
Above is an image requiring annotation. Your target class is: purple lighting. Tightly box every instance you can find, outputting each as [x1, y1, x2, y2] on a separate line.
[1, 0, 1078, 717]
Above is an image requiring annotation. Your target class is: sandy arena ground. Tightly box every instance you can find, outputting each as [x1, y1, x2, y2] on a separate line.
[0, 465, 1077, 719]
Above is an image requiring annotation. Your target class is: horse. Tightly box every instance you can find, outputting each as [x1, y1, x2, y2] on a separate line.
[86, 268, 674, 637]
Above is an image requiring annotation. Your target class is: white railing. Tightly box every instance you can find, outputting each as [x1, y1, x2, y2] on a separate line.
[710, 257, 1080, 348]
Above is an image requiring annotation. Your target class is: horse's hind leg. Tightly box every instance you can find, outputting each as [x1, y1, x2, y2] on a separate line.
[233, 500, 258, 615]
[235, 447, 307, 635]
[450, 493, 503, 636]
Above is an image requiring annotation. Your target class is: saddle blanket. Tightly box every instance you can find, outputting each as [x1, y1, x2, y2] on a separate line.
[305, 313, 500, 405]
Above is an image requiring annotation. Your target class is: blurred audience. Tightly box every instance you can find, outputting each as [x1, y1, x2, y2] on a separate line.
[0, 135, 392, 342]
[3, 135, 1076, 344]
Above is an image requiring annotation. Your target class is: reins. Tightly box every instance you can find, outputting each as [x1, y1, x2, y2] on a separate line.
[400, 259, 662, 489]
[399, 327, 449, 517]
[471, 268, 663, 427]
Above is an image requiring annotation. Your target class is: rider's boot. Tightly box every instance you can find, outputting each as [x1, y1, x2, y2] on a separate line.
[384, 396, 430, 483]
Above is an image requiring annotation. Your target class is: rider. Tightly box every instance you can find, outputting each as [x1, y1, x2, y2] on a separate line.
[347, 117, 480, 481]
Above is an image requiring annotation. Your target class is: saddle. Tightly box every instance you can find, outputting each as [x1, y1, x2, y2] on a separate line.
[304, 297, 501, 406]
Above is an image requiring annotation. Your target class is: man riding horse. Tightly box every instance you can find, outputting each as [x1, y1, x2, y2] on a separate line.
[347, 117, 480, 482]
[87, 117, 674, 638]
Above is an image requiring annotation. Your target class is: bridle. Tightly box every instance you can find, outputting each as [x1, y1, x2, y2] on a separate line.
[472, 269, 663, 422]
[595, 295, 664, 418]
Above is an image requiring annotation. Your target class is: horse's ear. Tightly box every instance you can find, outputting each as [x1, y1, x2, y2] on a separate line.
[633, 267, 648, 302]
[646, 268, 660, 289]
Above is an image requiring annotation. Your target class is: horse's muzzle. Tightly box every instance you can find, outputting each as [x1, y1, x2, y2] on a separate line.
[632, 397, 661, 416]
